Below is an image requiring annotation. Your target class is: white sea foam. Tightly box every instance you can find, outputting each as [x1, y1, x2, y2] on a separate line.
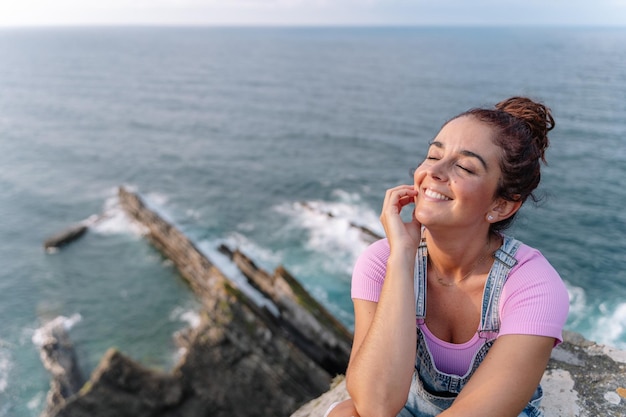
[592, 302, 626, 349]
[142, 192, 177, 225]
[89, 193, 148, 236]
[565, 283, 588, 328]
[564, 283, 626, 349]
[27, 391, 45, 411]
[0, 343, 11, 394]
[31, 314, 82, 347]
[275, 191, 383, 274]
[170, 306, 201, 329]
[88, 188, 180, 236]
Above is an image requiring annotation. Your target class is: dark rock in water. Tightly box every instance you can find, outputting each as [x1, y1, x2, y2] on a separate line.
[33, 317, 84, 416]
[43, 224, 88, 250]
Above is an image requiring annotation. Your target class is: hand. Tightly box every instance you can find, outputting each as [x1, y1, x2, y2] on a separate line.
[380, 184, 421, 254]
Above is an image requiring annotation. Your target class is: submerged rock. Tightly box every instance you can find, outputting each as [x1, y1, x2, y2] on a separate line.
[43, 224, 88, 250]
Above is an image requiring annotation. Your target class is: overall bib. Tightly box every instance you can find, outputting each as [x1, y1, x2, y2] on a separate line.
[398, 235, 544, 417]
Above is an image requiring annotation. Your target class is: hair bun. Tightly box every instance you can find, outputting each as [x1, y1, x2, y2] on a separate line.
[495, 96, 554, 162]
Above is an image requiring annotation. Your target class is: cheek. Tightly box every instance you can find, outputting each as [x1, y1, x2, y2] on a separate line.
[413, 167, 428, 185]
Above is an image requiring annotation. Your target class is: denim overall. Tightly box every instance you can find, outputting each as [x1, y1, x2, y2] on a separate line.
[397, 235, 544, 417]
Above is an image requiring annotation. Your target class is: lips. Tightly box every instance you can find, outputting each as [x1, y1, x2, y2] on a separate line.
[423, 188, 451, 201]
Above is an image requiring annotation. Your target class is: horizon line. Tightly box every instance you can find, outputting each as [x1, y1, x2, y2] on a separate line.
[2, 22, 626, 29]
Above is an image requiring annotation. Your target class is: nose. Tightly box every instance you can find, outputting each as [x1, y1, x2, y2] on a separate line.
[410, 159, 449, 184]
[424, 159, 448, 182]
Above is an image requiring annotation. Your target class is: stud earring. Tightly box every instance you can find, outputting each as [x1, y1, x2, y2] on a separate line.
[487, 214, 494, 221]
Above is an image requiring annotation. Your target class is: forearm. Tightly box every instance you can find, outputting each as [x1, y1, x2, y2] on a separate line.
[438, 335, 554, 417]
[346, 251, 417, 416]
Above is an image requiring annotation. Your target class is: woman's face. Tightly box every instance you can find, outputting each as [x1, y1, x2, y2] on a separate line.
[413, 115, 504, 230]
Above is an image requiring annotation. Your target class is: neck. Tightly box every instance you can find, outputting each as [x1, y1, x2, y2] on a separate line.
[425, 228, 497, 283]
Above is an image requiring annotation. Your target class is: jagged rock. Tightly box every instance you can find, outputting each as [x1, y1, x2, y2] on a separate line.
[43, 224, 88, 250]
[34, 317, 84, 416]
[171, 294, 332, 416]
[40, 289, 333, 417]
[218, 244, 352, 375]
[37, 187, 353, 417]
[290, 331, 626, 417]
[50, 349, 183, 417]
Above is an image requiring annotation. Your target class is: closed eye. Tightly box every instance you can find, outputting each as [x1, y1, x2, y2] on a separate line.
[457, 164, 475, 174]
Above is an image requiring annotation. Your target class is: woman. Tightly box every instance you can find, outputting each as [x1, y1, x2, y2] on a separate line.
[327, 97, 569, 417]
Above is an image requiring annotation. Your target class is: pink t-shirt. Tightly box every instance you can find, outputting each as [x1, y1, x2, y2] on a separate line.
[351, 238, 570, 376]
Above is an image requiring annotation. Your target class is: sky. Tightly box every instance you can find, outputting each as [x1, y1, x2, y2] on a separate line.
[0, 0, 625, 27]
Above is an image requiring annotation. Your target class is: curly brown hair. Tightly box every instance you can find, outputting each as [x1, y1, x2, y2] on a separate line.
[454, 96, 555, 232]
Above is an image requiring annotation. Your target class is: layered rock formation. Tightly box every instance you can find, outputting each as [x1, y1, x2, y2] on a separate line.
[39, 187, 352, 417]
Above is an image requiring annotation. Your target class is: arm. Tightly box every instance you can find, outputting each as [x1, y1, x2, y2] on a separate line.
[346, 260, 417, 417]
[345, 185, 421, 417]
[440, 334, 554, 417]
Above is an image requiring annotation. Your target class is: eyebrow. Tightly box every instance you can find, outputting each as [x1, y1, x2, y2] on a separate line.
[429, 141, 489, 170]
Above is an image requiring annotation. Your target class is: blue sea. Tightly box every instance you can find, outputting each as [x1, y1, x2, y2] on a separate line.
[0, 26, 625, 415]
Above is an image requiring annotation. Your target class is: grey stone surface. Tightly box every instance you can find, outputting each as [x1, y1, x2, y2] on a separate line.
[291, 331, 626, 417]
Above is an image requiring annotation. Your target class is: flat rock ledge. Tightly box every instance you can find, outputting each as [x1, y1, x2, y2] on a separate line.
[290, 330, 626, 417]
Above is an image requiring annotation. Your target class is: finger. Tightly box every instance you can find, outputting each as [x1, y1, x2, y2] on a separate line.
[384, 185, 417, 203]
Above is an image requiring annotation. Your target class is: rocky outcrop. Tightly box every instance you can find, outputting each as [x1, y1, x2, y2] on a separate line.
[290, 331, 626, 417]
[33, 316, 85, 416]
[43, 223, 88, 250]
[39, 187, 353, 417]
[118, 187, 352, 376]
[50, 348, 183, 417]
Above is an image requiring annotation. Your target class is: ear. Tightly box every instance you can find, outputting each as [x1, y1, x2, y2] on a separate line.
[486, 198, 522, 223]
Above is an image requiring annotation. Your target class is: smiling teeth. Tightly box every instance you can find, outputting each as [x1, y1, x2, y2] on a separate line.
[424, 189, 450, 201]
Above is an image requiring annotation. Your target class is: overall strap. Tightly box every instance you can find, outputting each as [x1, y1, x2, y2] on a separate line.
[478, 235, 521, 336]
[415, 239, 428, 320]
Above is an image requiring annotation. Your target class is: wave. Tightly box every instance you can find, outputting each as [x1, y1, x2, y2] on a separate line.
[274, 189, 384, 275]
[170, 306, 201, 329]
[89, 186, 176, 237]
[88, 188, 148, 236]
[26, 391, 46, 412]
[564, 283, 626, 349]
[0, 342, 10, 394]
[591, 302, 626, 349]
[31, 314, 82, 348]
